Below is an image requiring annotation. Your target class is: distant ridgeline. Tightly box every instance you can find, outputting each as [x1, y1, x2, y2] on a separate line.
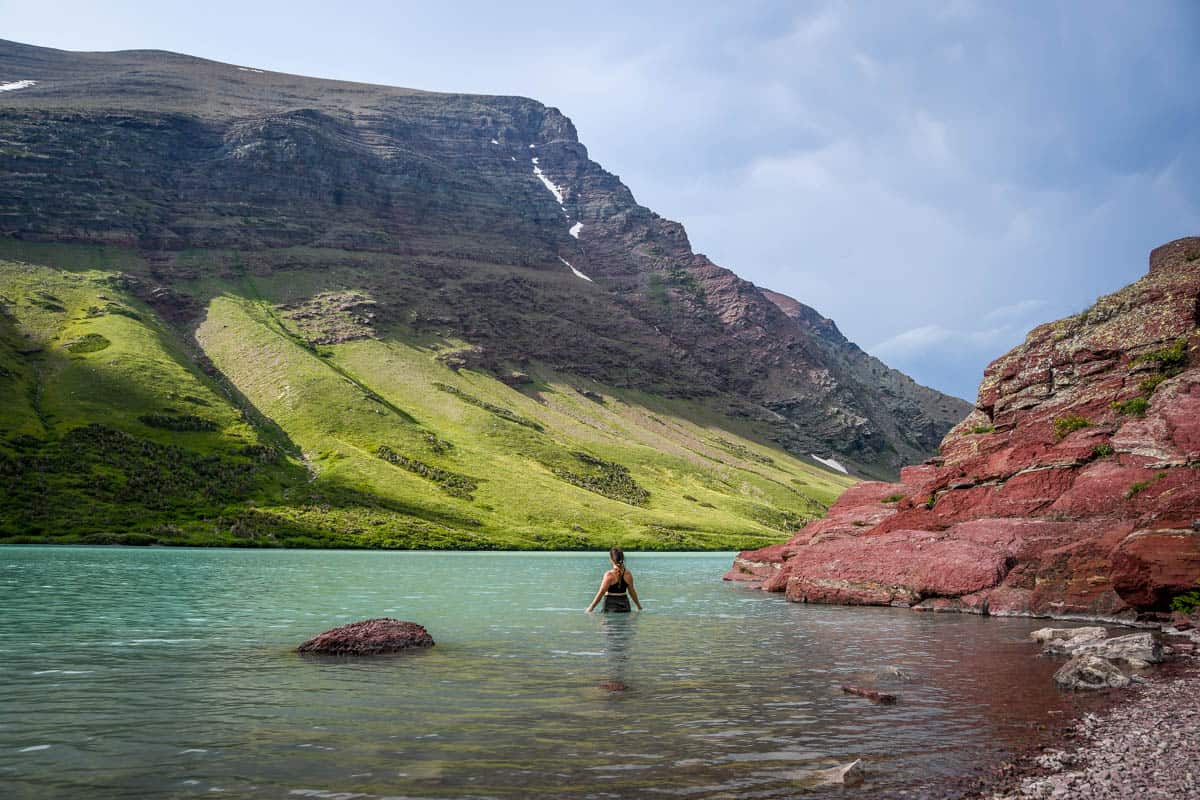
[0, 39, 968, 549]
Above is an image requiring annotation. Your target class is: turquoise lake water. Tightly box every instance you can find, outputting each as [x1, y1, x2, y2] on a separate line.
[0, 547, 1100, 798]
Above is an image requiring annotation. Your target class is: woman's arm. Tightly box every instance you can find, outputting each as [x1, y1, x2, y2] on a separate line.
[627, 572, 643, 611]
[586, 572, 614, 613]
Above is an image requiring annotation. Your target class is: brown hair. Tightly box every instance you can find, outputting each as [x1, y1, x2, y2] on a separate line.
[610, 547, 625, 579]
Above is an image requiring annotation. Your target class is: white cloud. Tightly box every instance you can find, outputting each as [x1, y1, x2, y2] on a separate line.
[787, 7, 841, 46]
[869, 324, 954, 358]
[908, 111, 956, 169]
[869, 323, 1013, 361]
[981, 299, 1046, 323]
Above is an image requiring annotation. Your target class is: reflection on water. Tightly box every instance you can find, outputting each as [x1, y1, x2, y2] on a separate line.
[0, 547, 1104, 798]
[599, 614, 634, 691]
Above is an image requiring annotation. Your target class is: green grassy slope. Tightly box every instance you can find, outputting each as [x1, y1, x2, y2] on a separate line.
[0, 246, 855, 550]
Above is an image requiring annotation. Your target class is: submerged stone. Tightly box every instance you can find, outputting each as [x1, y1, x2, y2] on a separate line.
[297, 618, 434, 655]
[841, 685, 897, 704]
[795, 759, 866, 788]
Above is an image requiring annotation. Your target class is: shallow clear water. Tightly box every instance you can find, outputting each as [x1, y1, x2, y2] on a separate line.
[0, 547, 1098, 798]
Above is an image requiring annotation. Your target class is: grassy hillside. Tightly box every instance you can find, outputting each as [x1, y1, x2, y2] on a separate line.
[0, 244, 855, 550]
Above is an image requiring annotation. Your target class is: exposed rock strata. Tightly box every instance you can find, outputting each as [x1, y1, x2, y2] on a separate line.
[728, 239, 1200, 621]
[0, 38, 969, 475]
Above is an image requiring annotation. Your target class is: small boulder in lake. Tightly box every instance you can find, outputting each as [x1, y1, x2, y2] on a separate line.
[297, 618, 434, 655]
[875, 665, 913, 681]
[826, 759, 865, 787]
[802, 759, 865, 788]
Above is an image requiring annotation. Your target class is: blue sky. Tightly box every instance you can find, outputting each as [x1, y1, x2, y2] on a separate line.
[4, 1, 1198, 400]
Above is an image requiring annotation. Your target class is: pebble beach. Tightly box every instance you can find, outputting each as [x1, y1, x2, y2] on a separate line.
[965, 649, 1199, 799]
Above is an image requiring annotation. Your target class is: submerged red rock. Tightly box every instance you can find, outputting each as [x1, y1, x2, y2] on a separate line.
[729, 238, 1200, 622]
[841, 685, 897, 704]
[297, 618, 434, 655]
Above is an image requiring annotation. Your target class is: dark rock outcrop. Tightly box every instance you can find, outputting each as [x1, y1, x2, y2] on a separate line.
[296, 618, 434, 655]
[728, 239, 1200, 622]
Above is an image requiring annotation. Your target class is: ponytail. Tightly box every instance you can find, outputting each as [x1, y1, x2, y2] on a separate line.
[610, 546, 625, 578]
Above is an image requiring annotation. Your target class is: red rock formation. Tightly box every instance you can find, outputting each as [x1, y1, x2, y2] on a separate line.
[727, 239, 1200, 622]
[296, 618, 434, 655]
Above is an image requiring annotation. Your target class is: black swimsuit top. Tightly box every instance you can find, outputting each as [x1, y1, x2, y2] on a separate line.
[608, 568, 628, 595]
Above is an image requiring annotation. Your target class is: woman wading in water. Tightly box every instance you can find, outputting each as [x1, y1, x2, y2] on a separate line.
[586, 547, 643, 613]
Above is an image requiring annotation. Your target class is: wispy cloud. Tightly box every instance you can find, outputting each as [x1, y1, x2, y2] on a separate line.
[981, 299, 1047, 323]
[870, 323, 1014, 361]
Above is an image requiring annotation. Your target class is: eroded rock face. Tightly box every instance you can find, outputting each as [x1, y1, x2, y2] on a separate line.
[297, 618, 434, 655]
[729, 239, 1200, 621]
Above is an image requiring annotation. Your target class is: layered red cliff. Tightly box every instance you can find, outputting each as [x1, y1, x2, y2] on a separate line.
[727, 238, 1200, 622]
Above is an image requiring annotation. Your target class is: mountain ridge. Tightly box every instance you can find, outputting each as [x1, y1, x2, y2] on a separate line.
[0, 39, 967, 476]
[0, 39, 971, 548]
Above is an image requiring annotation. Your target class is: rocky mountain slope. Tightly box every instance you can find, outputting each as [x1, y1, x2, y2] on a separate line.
[0, 242, 862, 548]
[0, 40, 972, 548]
[727, 238, 1200, 620]
[0, 39, 968, 476]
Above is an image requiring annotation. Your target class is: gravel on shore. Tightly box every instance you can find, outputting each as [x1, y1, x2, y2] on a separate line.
[965, 653, 1199, 799]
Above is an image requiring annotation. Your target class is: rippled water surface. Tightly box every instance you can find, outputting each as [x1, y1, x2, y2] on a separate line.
[0, 547, 1099, 798]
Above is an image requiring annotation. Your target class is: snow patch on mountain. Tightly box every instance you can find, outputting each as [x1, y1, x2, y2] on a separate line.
[532, 158, 566, 206]
[811, 454, 848, 474]
[558, 257, 593, 282]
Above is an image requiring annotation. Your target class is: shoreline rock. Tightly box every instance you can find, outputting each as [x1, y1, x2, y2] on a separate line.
[1032, 626, 1170, 691]
[296, 618, 434, 655]
[1053, 655, 1132, 690]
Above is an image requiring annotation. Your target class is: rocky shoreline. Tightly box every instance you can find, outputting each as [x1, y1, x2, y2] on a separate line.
[957, 649, 1199, 799]
[932, 613, 1200, 799]
[719, 237, 1200, 795]
[727, 238, 1200, 626]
